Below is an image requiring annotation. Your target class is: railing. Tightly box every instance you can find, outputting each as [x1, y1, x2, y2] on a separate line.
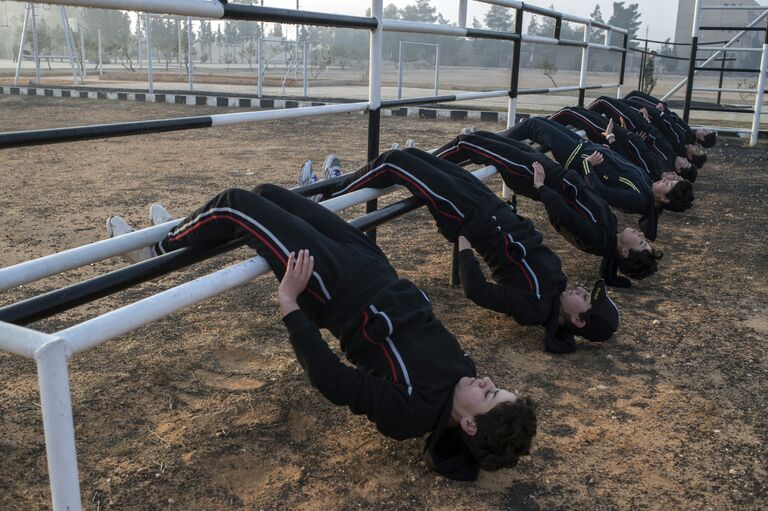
[0, 1, 631, 509]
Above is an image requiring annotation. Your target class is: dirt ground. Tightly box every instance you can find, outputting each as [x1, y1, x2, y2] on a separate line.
[0, 95, 766, 510]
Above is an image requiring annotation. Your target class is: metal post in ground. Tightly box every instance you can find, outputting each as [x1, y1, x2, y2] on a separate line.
[503, 7, 524, 199]
[434, 43, 440, 97]
[145, 12, 153, 94]
[639, 36, 649, 91]
[31, 3, 40, 83]
[258, 36, 264, 98]
[397, 40, 404, 99]
[618, 33, 628, 98]
[750, 23, 768, 146]
[79, 26, 87, 80]
[366, 0, 383, 242]
[187, 17, 194, 92]
[59, 6, 79, 85]
[683, 0, 703, 123]
[578, 22, 590, 107]
[303, 42, 308, 97]
[717, 52, 727, 106]
[13, 4, 29, 86]
[98, 29, 103, 78]
[177, 18, 183, 77]
[137, 12, 142, 72]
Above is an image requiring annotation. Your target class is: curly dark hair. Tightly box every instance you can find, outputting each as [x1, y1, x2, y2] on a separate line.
[461, 397, 538, 471]
[689, 148, 707, 168]
[701, 131, 717, 148]
[617, 248, 664, 279]
[662, 180, 694, 212]
[679, 164, 698, 183]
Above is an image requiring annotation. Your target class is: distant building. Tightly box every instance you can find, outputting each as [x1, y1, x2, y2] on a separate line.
[674, 0, 766, 68]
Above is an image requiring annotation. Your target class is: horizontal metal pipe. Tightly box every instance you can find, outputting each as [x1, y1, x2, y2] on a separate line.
[0, 320, 53, 358]
[689, 105, 755, 113]
[693, 66, 761, 73]
[518, 85, 581, 95]
[465, 27, 520, 41]
[557, 39, 588, 49]
[521, 34, 559, 45]
[453, 89, 510, 101]
[209, 102, 369, 126]
[222, 4, 377, 30]
[7, 0, 224, 17]
[382, 19, 467, 37]
[699, 26, 767, 31]
[381, 95, 458, 108]
[698, 46, 764, 53]
[692, 86, 764, 93]
[701, 5, 768, 9]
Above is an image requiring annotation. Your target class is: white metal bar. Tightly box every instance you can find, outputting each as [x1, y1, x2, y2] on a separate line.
[145, 12, 153, 93]
[79, 27, 86, 80]
[698, 46, 764, 53]
[521, 34, 559, 45]
[751, 43, 768, 146]
[57, 164, 498, 354]
[98, 29, 103, 78]
[257, 36, 263, 98]
[383, 19, 467, 37]
[13, 4, 29, 85]
[12, 0, 224, 18]
[35, 338, 82, 511]
[587, 43, 623, 52]
[187, 17, 193, 91]
[453, 89, 509, 101]
[458, 0, 468, 27]
[302, 42, 308, 97]
[693, 86, 761, 94]
[0, 221, 180, 291]
[369, 0, 383, 110]
[59, 6, 79, 85]
[0, 321, 53, 359]
[578, 24, 590, 93]
[397, 40, 403, 99]
[31, 3, 40, 83]
[434, 44, 440, 97]
[662, 8, 768, 100]
[211, 101, 369, 126]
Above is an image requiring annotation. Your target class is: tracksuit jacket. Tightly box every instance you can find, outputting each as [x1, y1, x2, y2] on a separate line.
[501, 117, 659, 240]
[588, 96, 678, 171]
[549, 106, 666, 180]
[155, 184, 482, 481]
[624, 90, 698, 144]
[433, 131, 627, 286]
[326, 148, 576, 353]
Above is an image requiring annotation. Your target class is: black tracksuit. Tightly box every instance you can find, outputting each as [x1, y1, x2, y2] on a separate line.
[432, 131, 626, 286]
[501, 117, 659, 240]
[155, 185, 481, 480]
[588, 96, 678, 171]
[326, 148, 575, 353]
[624, 90, 698, 145]
[549, 106, 666, 180]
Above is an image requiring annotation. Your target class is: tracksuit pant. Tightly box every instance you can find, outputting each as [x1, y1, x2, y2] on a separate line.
[156, 185, 396, 335]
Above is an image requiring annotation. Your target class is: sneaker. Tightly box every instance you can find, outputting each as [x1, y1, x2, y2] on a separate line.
[405, 139, 416, 148]
[390, 142, 401, 151]
[460, 126, 476, 135]
[323, 154, 342, 180]
[106, 216, 155, 264]
[149, 203, 173, 225]
[298, 159, 319, 187]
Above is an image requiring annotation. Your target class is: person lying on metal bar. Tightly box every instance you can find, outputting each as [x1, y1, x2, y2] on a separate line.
[500, 116, 695, 241]
[622, 90, 717, 148]
[587, 95, 708, 174]
[305, 148, 619, 354]
[105, 184, 536, 481]
[548, 106, 697, 182]
[430, 129, 662, 287]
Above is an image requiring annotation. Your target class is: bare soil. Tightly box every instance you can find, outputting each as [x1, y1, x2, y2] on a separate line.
[0, 95, 766, 510]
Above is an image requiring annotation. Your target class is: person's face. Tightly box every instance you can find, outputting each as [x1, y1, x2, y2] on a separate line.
[560, 287, 592, 324]
[675, 155, 691, 170]
[652, 177, 676, 203]
[661, 171, 683, 182]
[686, 144, 704, 159]
[696, 128, 711, 142]
[618, 227, 652, 254]
[452, 376, 518, 434]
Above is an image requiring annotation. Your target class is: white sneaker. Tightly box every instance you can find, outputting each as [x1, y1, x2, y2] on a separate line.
[106, 216, 155, 264]
[298, 159, 319, 187]
[405, 139, 416, 148]
[149, 203, 173, 225]
[390, 142, 401, 151]
[323, 154, 342, 180]
[460, 126, 476, 135]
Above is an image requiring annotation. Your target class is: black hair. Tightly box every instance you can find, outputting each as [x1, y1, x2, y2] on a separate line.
[679, 164, 698, 183]
[689, 147, 707, 168]
[662, 180, 694, 212]
[617, 248, 664, 280]
[462, 398, 538, 471]
[701, 131, 717, 148]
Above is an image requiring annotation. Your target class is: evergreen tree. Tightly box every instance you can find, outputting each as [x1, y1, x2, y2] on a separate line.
[484, 5, 513, 32]
[589, 4, 605, 43]
[608, 2, 641, 47]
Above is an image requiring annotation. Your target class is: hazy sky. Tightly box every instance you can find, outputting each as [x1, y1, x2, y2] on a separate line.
[258, 0, 683, 42]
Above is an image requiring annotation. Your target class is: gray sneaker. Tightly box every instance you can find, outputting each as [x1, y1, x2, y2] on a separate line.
[298, 160, 319, 187]
[323, 154, 342, 180]
[106, 216, 155, 264]
[460, 126, 476, 135]
[405, 139, 416, 149]
[149, 203, 173, 225]
[390, 142, 401, 151]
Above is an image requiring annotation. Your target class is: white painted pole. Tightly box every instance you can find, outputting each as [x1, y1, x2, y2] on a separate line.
[258, 36, 264, 98]
[137, 12, 142, 71]
[13, 4, 29, 86]
[177, 18, 182, 77]
[35, 338, 83, 511]
[145, 12, 153, 93]
[0, 321, 52, 359]
[434, 43, 440, 97]
[397, 40, 403, 99]
[98, 29, 103, 78]
[369, 0, 383, 110]
[60, 7, 80, 85]
[458, 0, 468, 27]
[31, 3, 40, 83]
[578, 23, 590, 102]
[187, 16, 193, 91]
[750, 42, 768, 146]
[79, 26, 87, 80]
[302, 41, 308, 97]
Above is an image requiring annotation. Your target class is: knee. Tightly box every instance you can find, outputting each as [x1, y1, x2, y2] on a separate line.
[252, 183, 283, 198]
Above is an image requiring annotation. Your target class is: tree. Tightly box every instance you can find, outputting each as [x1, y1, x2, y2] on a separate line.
[484, 5, 513, 32]
[608, 2, 641, 47]
[589, 4, 605, 43]
[400, 0, 445, 24]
